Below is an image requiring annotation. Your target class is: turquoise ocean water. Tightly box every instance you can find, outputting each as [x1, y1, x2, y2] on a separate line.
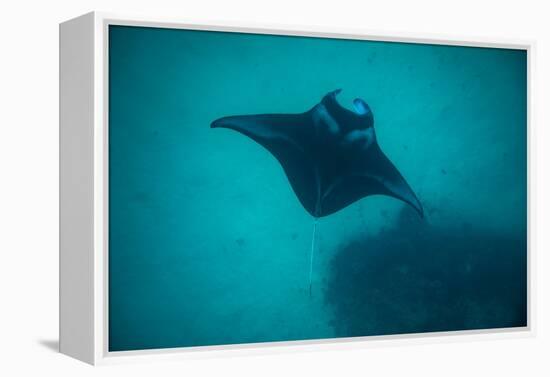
[108, 25, 527, 351]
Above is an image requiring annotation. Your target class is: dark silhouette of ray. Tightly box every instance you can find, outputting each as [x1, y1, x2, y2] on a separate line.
[211, 90, 423, 295]
[212, 89, 422, 218]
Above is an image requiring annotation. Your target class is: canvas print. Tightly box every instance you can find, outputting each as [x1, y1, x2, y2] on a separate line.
[108, 25, 527, 351]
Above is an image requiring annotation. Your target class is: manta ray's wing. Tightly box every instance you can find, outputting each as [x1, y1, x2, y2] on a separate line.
[211, 113, 321, 217]
[320, 142, 424, 218]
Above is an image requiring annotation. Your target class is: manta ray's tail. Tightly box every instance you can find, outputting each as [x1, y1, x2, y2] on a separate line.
[308, 217, 318, 298]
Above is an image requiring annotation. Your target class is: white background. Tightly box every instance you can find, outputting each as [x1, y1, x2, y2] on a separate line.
[0, 0, 548, 375]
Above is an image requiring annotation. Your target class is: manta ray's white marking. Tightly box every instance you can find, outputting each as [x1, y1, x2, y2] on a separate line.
[312, 103, 340, 134]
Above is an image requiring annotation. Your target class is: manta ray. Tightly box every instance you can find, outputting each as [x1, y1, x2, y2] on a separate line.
[211, 89, 423, 295]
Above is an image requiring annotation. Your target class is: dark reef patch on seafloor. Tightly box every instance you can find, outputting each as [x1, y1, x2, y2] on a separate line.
[324, 207, 527, 337]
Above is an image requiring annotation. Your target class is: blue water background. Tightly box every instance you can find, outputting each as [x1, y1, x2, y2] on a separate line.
[108, 26, 527, 351]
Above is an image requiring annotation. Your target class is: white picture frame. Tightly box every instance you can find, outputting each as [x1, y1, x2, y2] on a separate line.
[59, 11, 535, 365]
